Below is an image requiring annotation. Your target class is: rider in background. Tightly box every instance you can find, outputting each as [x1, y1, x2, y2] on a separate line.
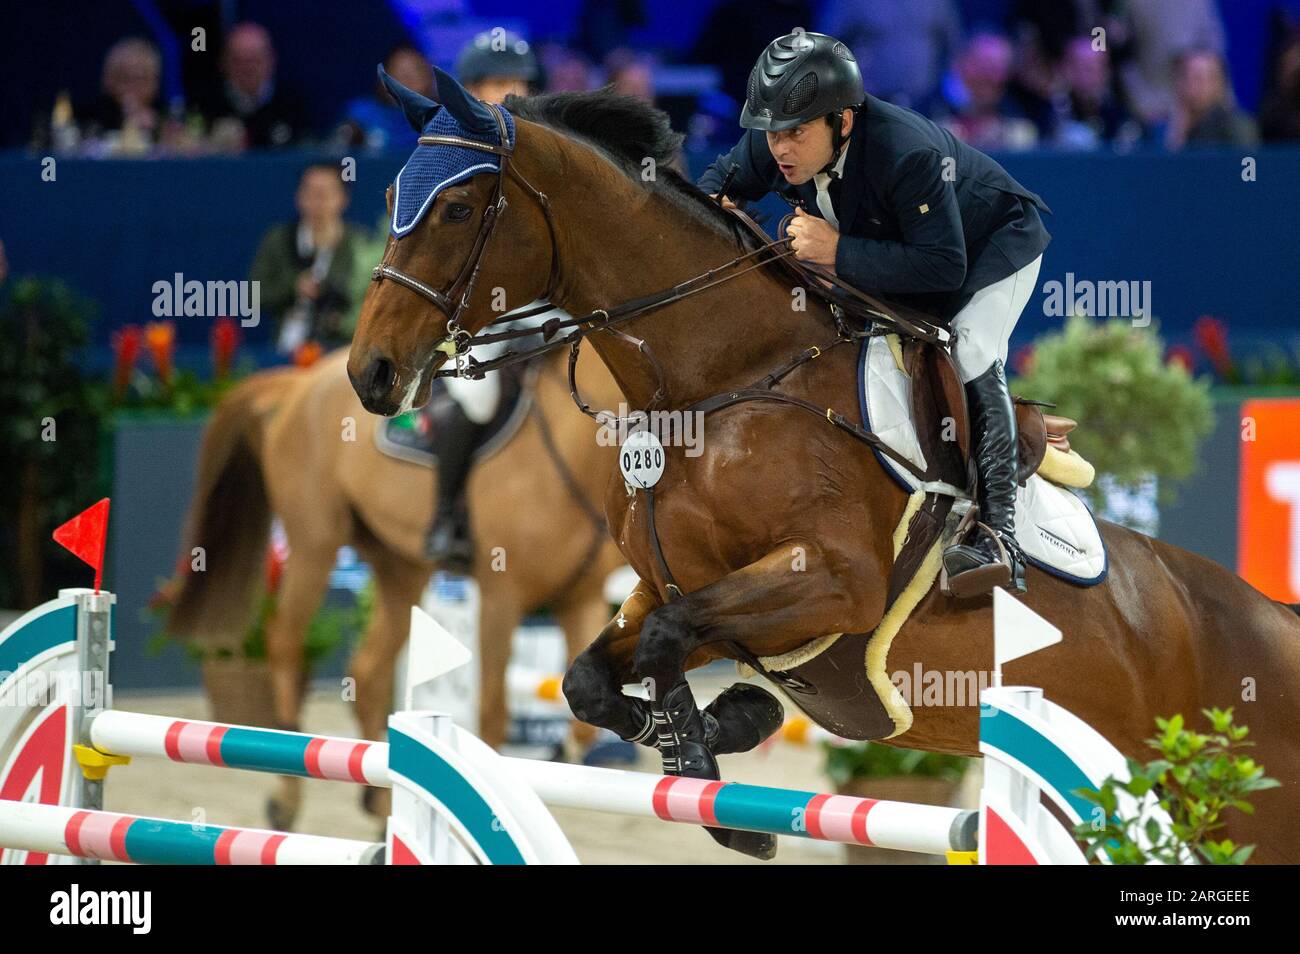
[424, 31, 543, 567]
[698, 30, 1052, 595]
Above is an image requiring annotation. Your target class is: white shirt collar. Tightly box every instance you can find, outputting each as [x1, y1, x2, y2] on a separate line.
[814, 139, 850, 192]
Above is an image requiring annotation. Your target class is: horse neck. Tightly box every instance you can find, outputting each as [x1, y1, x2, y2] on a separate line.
[520, 128, 832, 409]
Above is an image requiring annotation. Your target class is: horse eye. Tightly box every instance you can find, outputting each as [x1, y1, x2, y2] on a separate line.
[446, 203, 472, 222]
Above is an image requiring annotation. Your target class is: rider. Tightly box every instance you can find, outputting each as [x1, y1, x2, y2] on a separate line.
[425, 31, 543, 567]
[698, 30, 1052, 595]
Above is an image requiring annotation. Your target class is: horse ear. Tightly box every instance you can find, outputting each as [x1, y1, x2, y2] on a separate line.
[429, 64, 498, 135]
[378, 64, 440, 132]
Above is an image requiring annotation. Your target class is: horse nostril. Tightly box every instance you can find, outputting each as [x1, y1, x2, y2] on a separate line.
[365, 357, 396, 400]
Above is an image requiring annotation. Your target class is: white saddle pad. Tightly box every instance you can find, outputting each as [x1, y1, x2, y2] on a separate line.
[858, 337, 1107, 585]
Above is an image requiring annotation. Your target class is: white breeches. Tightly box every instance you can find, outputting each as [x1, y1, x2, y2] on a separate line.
[443, 306, 562, 423]
[948, 255, 1042, 382]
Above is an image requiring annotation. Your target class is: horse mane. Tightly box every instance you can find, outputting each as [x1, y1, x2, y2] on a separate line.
[505, 88, 756, 249]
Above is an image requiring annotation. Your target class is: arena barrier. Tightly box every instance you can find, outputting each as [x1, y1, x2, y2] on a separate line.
[0, 587, 1175, 865]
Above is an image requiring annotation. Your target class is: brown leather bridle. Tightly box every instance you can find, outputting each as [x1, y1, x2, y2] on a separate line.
[370, 102, 560, 362]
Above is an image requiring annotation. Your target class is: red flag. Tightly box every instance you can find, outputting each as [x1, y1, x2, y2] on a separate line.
[53, 498, 110, 593]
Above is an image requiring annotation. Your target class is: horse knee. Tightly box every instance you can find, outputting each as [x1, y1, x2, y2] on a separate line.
[563, 651, 650, 742]
[562, 652, 613, 725]
[633, 605, 691, 682]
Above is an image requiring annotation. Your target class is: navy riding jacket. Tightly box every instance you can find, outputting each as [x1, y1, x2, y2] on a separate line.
[697, 94, 1052, 320]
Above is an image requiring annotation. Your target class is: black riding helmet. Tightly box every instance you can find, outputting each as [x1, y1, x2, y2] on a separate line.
[741, 31, 864, 167]
[455, 30, 540, 86]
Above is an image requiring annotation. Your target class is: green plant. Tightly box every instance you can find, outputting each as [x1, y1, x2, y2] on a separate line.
[823, 742, 970, 788]
[148, 577, 375, 670]
[0, 277, 110, 605]
[1074, 708, 1278, 865]
[1012, 315, 1215, 510]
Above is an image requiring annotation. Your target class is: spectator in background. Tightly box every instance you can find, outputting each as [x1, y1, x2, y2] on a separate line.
[337, 44, 432, 151]
[83, 38, 163, 151]
[818, 0, 962, 109]
[1260, 29, 1300, 142]
[456, 30, 540, 102]
[251, 164, 366, 353]
[1115, 0, 1226, 126]
[1006, 0, 1127, 128]
[924, 32, 1039, 151]
[1045, 36, 1140, 150]
[605, 48, 655, 102]
[688, 0, 813, 106]
[574, 0, 647, 62]
[195, 22, 309, 149]
[1163, 50, 1259, 150]
[540, 43, 593, 92]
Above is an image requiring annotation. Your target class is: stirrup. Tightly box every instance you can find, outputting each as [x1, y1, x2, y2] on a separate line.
[424, 510, 473, 569]
[940, 520, 1025, 598]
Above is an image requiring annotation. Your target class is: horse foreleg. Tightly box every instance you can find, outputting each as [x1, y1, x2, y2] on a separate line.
[263, 548, 335, 831]
[475, 584, 522, 750]
[551, 580, 611, 754]
[563, 580, 661, 746]
[630, 545, 865, 858]
[349, 543, 429, 826]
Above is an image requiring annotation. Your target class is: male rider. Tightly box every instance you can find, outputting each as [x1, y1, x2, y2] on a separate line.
[698, 31, 1052, 595]
[425, 31, 542, 567]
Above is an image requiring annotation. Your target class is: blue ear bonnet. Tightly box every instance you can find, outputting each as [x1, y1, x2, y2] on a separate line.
[391, 107, 516, 238]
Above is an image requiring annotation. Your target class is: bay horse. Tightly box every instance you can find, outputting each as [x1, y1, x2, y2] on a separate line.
[347, 71, 1300, 861]
[167, 347, 625, 830]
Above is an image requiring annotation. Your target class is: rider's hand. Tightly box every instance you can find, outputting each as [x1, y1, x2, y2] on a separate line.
[710, 193, 738, 210]
[296, 272, 321, 301]
[787, 208, 840, 268]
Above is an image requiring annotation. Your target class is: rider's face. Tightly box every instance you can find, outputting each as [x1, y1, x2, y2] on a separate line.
[765, 112, 851, 185]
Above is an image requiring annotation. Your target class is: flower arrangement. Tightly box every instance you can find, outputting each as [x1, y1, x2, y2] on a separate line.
[1175, 315, 1300, 388]
[109, 316, 253, 414]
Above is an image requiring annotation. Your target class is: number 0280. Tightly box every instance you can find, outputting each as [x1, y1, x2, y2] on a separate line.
[622, 447, 663, 471]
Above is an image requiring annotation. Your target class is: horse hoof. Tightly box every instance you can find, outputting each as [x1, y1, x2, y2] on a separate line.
[266, 797, 296, 832]
[705, 683, 785, 754]
[706, 825, 778, 860]
[361, 785, 390, 818]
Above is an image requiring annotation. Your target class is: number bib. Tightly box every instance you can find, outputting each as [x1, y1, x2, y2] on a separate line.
[619, 430, 665, 490]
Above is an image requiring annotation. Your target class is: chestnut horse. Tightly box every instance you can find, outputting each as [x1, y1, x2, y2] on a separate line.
[347, 75, 1300, 861]
[168, 347, 625, 830]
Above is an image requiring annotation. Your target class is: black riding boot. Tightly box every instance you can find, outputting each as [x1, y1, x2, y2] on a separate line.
[425, 405, 489, 570]
[654, 681, 777, 860]
[942, 359, 1027, 597]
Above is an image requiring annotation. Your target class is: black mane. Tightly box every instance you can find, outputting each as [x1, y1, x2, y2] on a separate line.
[505, 88, 754, 247]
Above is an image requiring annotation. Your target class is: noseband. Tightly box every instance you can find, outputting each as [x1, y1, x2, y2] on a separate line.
[370, 103, 560, 359]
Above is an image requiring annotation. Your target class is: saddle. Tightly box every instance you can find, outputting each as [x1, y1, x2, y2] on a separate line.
[898, 335, 1077, 492]
[373, 364, 533, 468]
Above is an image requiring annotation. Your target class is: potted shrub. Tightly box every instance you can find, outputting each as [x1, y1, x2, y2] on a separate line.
[823, 742, 971, 864]
[0, 277, 108, 607]
[1075, 707, 1278, 865]
[1011, 315, 1214, 524]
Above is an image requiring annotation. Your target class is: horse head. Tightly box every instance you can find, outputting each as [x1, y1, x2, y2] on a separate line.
[348, 64, 555, 416]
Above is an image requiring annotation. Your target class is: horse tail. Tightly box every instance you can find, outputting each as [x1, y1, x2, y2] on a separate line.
[166, 367, 299, 651]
